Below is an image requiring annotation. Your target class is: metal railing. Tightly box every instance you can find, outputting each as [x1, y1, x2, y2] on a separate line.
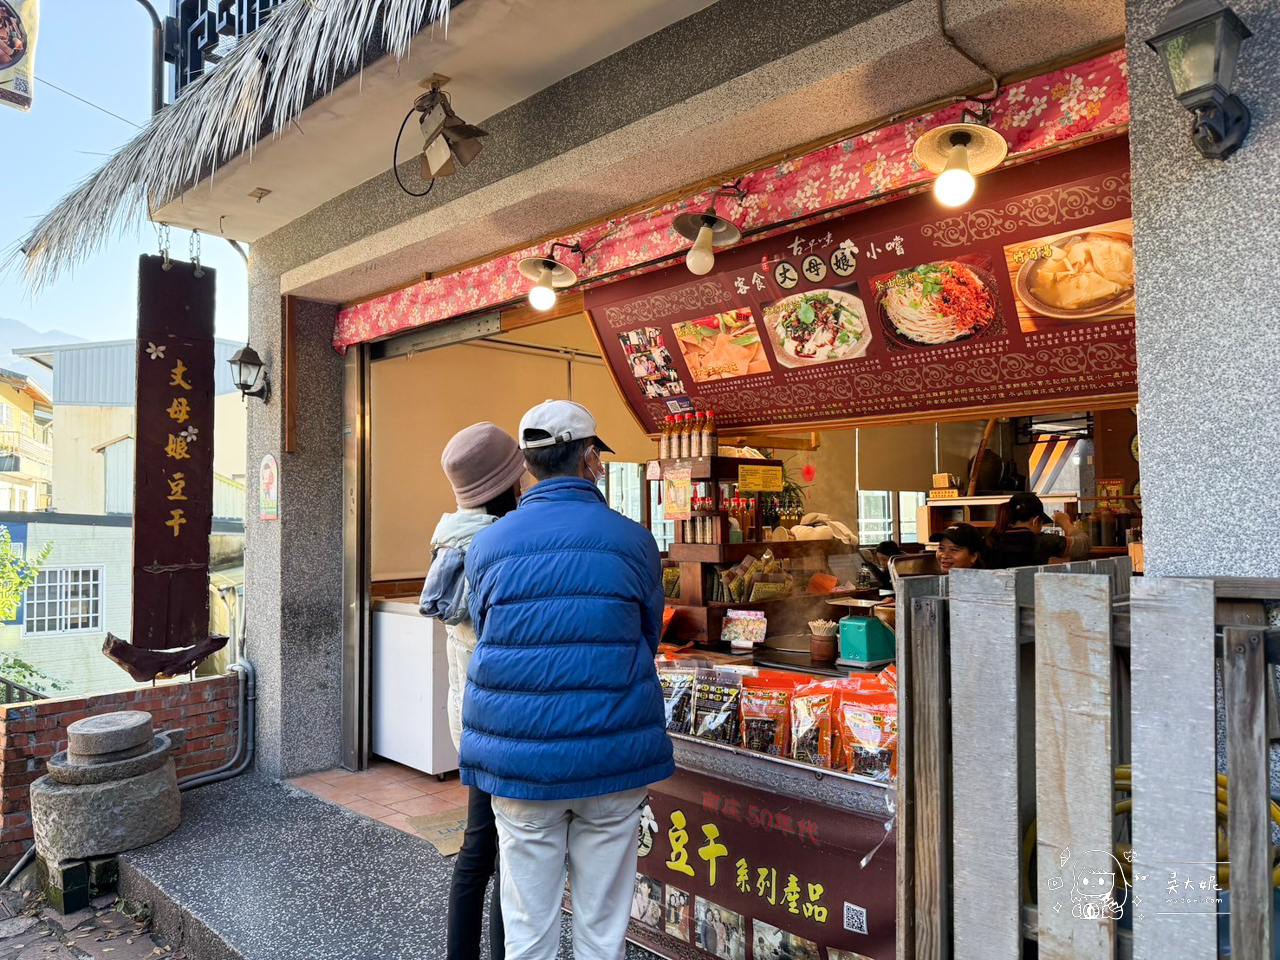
[0, 677, 46, 704]
[0, 430, 52, 466]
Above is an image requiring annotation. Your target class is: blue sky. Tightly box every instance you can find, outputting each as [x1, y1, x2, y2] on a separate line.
[0, 2, 248, 345]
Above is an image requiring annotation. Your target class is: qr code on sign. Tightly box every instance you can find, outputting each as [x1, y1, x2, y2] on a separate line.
[843, 901, 868, 935]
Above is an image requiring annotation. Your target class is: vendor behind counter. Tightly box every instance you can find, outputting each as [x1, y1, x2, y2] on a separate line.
[983, 492, 1090, 568]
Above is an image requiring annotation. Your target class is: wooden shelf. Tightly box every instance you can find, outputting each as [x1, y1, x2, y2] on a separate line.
[666, 588, 878, 645]
[654, 455, 782, 481]
[667, 539, 854, 564]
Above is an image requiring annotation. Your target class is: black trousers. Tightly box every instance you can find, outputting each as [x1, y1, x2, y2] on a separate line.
[447, 784, 504, 960]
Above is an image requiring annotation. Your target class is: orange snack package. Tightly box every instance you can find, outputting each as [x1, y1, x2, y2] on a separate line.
[837, 691, 899, 782]
[791, 680, 842, 768]
[740, 674, 802, 757]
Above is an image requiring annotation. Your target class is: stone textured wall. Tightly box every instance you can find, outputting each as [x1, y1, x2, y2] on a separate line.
[244, 296, 344, 779]
[1127, 0, 1280, 576]
[0, 674, 240, 872]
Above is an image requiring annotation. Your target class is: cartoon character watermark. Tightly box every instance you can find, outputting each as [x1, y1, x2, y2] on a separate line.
[1068, 848, 1128, 920]
[1043, 846, 1130, 921]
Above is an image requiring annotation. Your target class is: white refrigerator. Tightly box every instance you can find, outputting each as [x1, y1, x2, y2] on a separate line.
[371, 599, 458, 776]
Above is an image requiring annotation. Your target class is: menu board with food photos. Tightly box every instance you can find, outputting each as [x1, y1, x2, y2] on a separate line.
[586, 138, 1136, 434]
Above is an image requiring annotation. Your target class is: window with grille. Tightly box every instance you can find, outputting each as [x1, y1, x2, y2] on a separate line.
[23, 568, 103, 636]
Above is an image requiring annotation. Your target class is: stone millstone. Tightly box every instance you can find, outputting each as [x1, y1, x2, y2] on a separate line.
[46, 734, 177, 786]
[68, 711, 153, 761]
[30, 764, 180, 864]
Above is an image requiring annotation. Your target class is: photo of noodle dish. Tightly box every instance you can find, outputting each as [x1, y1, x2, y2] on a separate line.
[877, 259, 999, 349]
[763, 288, 872, 368]
[1015, 230, 1135, 320]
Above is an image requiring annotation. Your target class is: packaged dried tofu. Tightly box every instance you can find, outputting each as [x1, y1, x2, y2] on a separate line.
[878, 663, 898, 693]
[658, 668, 696, 735]
[739, 674, 799, 757]
[791, 681, 838, 768]
[694, 669, 743, 745]
[837, 692, 899, 782]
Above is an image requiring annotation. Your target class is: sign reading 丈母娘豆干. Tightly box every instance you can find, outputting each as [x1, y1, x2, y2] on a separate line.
[587, 138, 1136, 436]
[131, 254, 216, 651]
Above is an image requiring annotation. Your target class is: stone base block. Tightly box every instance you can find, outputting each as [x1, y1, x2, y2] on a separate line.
[36, 858, 90, 914]
[30, 764, 180, 865]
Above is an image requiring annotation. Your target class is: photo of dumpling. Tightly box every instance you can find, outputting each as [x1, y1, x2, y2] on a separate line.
[1017, 231, 1135, 319]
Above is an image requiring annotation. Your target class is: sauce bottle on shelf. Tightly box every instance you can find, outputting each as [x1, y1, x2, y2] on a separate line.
[703, 410, 718, 459]
[1098, 505, 1117, 549]
[658, 416, 672, 460]
[680, 414, 694, 459]
[691, 412, 705, 458]
[748, 497, 759, 541]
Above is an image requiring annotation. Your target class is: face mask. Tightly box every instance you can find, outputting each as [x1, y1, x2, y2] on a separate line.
[584, 447, 604, 485]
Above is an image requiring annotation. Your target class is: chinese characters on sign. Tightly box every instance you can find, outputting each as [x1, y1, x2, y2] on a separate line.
[129, 255, 217, 653]
[629, 767, 894, 960]
[588, 139, 1136, 435]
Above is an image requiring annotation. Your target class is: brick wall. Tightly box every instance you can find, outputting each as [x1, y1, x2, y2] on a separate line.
[371, 579, 423, 600]
[0, 674, 240, 873]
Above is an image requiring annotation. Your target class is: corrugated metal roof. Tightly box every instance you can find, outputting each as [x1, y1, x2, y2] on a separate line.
[14, 340, 243, 406]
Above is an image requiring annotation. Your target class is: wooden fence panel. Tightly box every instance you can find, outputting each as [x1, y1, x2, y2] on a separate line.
[896, 575, 944, 960]
[1129, 577, 1217, 960]
[1223, 625, 1273, 960]
[1034, 573, 1115, 960]
[911, 594, 952, 960]
[948, 567, 1023, 960]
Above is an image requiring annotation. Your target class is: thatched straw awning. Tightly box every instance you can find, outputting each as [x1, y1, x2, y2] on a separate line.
[13, 0, 451, 292]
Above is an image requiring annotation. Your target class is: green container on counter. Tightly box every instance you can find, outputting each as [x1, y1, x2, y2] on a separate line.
[838, 616, 896, 664]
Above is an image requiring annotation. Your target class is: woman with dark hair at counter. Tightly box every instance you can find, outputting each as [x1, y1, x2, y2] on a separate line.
[984, 491, 1090, 569]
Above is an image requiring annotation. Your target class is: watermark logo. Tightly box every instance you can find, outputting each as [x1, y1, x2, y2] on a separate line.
[1043, 847, 1129, 920]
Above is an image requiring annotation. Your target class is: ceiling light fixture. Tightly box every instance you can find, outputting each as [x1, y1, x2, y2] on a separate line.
[518, 243, 582, 312]
[913, 115, 1009, 207]
[393, 80, 489, 198]
[1147, 0, 1252, 160]
[673, 184, 746, 276]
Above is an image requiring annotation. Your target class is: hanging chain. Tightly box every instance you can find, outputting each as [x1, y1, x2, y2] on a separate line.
[191, 230, 204, 279]
[156, 223, 172, 271]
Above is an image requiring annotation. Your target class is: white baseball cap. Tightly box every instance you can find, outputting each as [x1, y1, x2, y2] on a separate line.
[519, 399, 614, 453]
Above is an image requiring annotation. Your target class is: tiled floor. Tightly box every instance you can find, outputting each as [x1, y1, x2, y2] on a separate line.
[288, 759, 467, 834]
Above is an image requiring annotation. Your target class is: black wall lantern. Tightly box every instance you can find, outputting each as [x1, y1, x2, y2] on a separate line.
[228, 345, 270, 402]
[1147, 0, 1252, 160]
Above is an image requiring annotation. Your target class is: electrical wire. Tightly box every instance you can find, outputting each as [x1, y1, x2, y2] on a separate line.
[33, 76, 141, 128]
[393, 105, 436, 198]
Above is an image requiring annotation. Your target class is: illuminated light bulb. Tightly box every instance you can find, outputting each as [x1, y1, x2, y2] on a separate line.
[934, 142, 976, 207]
[686, 223, 716, 276]
[528, 267, 557, 311]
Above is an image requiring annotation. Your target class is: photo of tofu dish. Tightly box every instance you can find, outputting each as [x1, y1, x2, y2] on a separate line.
[1017, 231, 1135, 319]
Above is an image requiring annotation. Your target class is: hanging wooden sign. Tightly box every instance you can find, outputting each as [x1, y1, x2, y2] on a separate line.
[104, 255, 226, 681]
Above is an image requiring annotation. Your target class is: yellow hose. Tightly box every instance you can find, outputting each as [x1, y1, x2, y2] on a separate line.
[1021, 765, 1280, 906]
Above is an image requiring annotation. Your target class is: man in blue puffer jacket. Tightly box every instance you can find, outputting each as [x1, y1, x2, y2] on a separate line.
[462, 399, 675, 960]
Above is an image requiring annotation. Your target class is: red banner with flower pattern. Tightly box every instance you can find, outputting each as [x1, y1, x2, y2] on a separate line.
[334, 50, 1129, 350]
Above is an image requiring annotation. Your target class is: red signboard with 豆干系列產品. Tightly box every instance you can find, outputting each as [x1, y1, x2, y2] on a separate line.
[586, 138, 1136, 435]
[623, 766, 894, 960]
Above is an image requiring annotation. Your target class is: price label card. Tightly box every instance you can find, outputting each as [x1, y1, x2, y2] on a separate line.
[664, 466, 692, 521]
[929, 488, 960, 499]
[646, 460, 661, 481]
[738, 464, 784, 493]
